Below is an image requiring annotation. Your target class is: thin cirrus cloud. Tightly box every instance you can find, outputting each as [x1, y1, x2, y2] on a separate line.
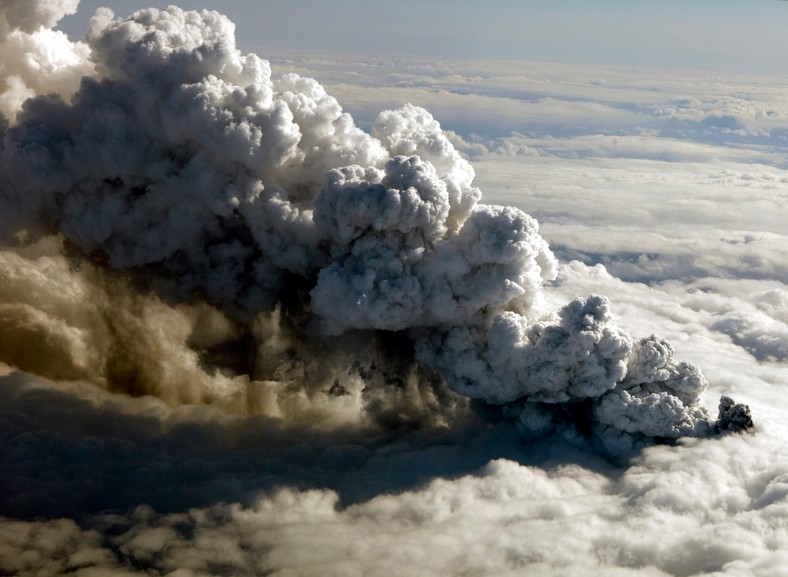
[0, 2, 786, 577]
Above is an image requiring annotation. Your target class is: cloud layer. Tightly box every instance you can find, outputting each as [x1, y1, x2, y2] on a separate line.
[0, 367, 783, 577]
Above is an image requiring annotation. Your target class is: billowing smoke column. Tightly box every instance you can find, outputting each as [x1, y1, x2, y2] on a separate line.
[0, 2, 752, 450]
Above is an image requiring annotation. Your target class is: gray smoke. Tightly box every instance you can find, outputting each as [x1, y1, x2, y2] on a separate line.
[0, 2, 752, 449]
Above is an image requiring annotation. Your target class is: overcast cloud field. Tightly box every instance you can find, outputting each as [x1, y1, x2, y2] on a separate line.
[0, 2, 787, 576]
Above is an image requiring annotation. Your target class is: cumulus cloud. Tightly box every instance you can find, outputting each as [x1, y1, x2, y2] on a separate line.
[0, 0, 78, 33]
[0, 0, 91, 120]
[416, 295, 630, 404]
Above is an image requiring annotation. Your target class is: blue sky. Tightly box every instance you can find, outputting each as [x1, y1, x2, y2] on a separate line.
[60, 0, 788, 73]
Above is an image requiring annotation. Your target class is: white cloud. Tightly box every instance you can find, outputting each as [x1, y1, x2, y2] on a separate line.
[0, 0, 91, 120]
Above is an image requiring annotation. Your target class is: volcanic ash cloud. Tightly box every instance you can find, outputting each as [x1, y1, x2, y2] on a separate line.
[0, 3, 752, 449]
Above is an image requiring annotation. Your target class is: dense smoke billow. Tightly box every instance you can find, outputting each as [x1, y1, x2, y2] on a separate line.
[0, 0, 752, 457]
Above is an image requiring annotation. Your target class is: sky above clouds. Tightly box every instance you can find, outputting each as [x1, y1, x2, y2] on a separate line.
[60, 0, 788, 73]
[0, 2, 786, 576]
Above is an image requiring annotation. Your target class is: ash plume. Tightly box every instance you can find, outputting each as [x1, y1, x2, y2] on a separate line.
[0, 2, 751, 449]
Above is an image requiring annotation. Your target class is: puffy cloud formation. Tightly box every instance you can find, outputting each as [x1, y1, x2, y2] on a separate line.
[0, 0, 90, 120]
[0, 1, 751, 465]
[593, 335, 714, 438]
[417, 295, 630, 405]
[0, 0, 77, 32]
[312, 159, 553, 334]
